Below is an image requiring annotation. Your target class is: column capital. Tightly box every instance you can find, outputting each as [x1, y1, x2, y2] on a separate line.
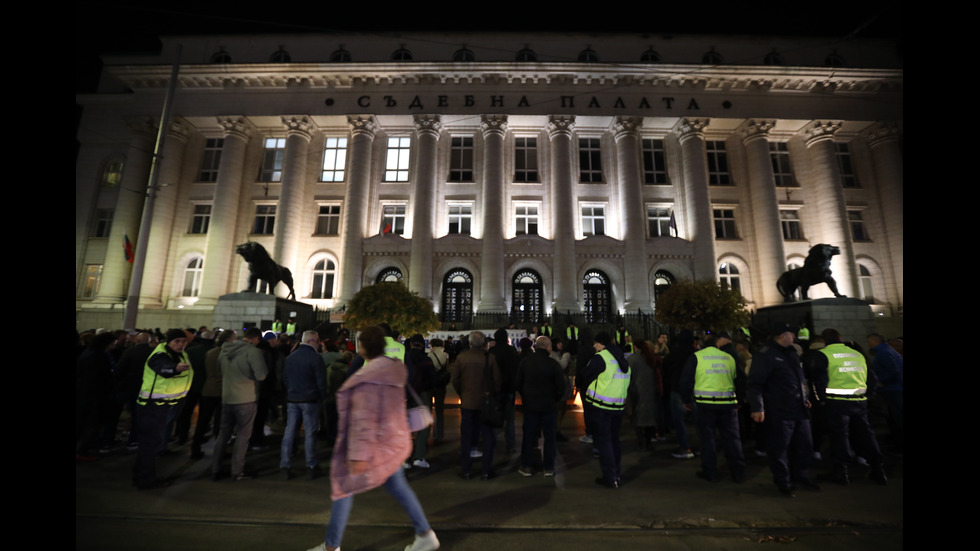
[481, 114, 508, 138]
[166, 117, 191, 144]
[217, 116, 255, 141]
[737, 119, 776, 144]
[862, 121, 902, 148]
[282, 115, 317, 141]
[547, 115, 575, 139]
[674, 118, 709, 142]
[124, 116, 157, 136]
[612, 116, 643, 142]
[347, 115, 378, 138]
[802, 120, 842, 147]
[413, 114, 442, 139]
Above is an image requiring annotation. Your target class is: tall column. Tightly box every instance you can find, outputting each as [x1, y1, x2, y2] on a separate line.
[338, 116, 377, 304]
[674, 118, 717, 282]
[274, 115, 316, 287]
[478, 115, 508, 312]
[140, 118, 190, 307]
[408, 115, 441, 300]
[864, 122, 904, 314]
[613, 116, 651, 311]
[548, 115, 580, 312]
[803, 121, 856, 297]
[198, 116, 253, 307]
[94, 117, 155, 304]
[738, 119, 786, 306]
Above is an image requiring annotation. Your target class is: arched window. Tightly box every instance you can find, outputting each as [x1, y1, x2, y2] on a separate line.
[391, 46, 413, 61]
[101, 159, 124, 187]
[825, 50, 845, 67]
[577, 47, 599, 62]
[640, 47, 661, 63]
[376, 267, 403, 283]
[442, 269, 473, 323]
[653, 269, 674, 300]
[330, 47, 352, 62]
[269, 47, 291, 63]
[763, 49, 784, 66]
[210, 49, 231, 64]
[786, 262, 802, 301]
[702, 47, 723, 65]
[181, 257, 204, 297]
[512, 270, 543, 324]
[453, 46, 475, 62]
[515, 45, 537, 62]
[311, 259, 336, 299]
[583, 270, 612, 324]
[858, 264, 875, 302]
[719, 262, 741, 293]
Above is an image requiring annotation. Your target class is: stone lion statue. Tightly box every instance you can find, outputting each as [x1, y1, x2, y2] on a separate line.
[235, 242, 296, 301]
[776, 243, 845, 302]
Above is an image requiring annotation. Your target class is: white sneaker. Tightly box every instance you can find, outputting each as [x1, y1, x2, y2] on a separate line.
[405, 530, 440, 551]
[579, 435, 594, 444]
[413, 459, 431, 469]
[469, 449, 483, 458]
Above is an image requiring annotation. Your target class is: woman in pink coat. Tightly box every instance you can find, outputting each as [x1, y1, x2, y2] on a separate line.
[307, 326, 440, 551]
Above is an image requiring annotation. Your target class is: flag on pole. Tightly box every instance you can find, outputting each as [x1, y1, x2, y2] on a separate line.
[668, 210, 678, 238]
[382, 221, 392, 235]
[123, 234, 134, 263]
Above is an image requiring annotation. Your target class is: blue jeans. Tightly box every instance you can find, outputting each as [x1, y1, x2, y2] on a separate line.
[280, 402, 320, 469]
[324, 468, 430, 547]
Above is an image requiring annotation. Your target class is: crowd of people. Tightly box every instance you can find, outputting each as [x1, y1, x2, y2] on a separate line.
[77, 319, 902, 546]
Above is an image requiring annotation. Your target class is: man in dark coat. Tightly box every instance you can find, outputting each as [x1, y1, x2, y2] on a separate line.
[515, 336, 566, 476]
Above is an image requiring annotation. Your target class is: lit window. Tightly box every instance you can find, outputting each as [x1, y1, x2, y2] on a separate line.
[181, 257, 204, 297]
[80, 264, 103, 298]
[315, 205, 341, 236]
[260, 138, 286, 182]
[381, 204, 406, 235]
[512, 270, 543, 324]
[199, 138, 223, 182]
[101, 159, 123, 187]
[515, 137, 539, 183]
[384, 137, 411, 182]
[376, 267, 403, 283]
[447, 203, 472, 235]
[858, 264, 875, 302]
[706, 141, 731, 186]
[449, 137, 474, 182]
[311, 259, 336, 299]
[583, 270, 612, 324]
[189, 204, 211, 235]
[836, 142, 859, 188]
[654, 269, 674, 299]
[849, 210, 870, 241]
[91, 208, 113, 238]
[642, 138, 668, 185]
[770, 142, 797, 187]
[713, 208, 738, 239]
[579, 138, 603, 183]
[515, 203, 539, 236]
[442, 269, 473, 322]
[780, 210, 804, 240]
[321, 137, 348, 182]
[252, 205, 276, 235]
[719, 262, 741, 293]
[647, 206, 673, 237]
[582, 204, 606, 236]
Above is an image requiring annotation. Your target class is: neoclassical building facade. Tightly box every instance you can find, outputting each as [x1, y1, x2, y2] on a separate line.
[75, 32, 903, 329]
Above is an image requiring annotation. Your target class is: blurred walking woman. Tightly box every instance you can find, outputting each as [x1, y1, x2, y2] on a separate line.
[307, 326, 439, 551]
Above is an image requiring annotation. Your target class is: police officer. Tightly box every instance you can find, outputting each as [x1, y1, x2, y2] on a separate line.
[582, 332, 630, 488]
[681, 333, 745, 483]
[810, 328, 886, 485]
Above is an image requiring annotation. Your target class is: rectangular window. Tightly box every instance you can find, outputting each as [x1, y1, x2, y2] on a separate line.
[80, 264, 102, 298]
[252, 205, 276, 235]
[579, 137, 603, 183]
[581, 204, 606, 236]
[642, 138, 668, 184]
[199, 138, 223, 182]
[315, 204, 341, 236]
[381, 204, 406, 235]
[384, 137, 411, 182]
[515, 203, 539, 235]
[706, 140, 731, 186]
[647, 206, 673, 237]
[849, 210, 870, 241]
[91, 208, 113, 237]
[189, 204, 211, 234]
[449, 137, 474, 182]
[447, 203, 472, 235]
[780, 210, 804, 240]
[713, 208, 738, 239]
[769, 142, 797, 187]
[514, 137, 539, 183]
[836, 142, 859, 188]
[321, 137, 348, 182]
[260, 137, 286, 182]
